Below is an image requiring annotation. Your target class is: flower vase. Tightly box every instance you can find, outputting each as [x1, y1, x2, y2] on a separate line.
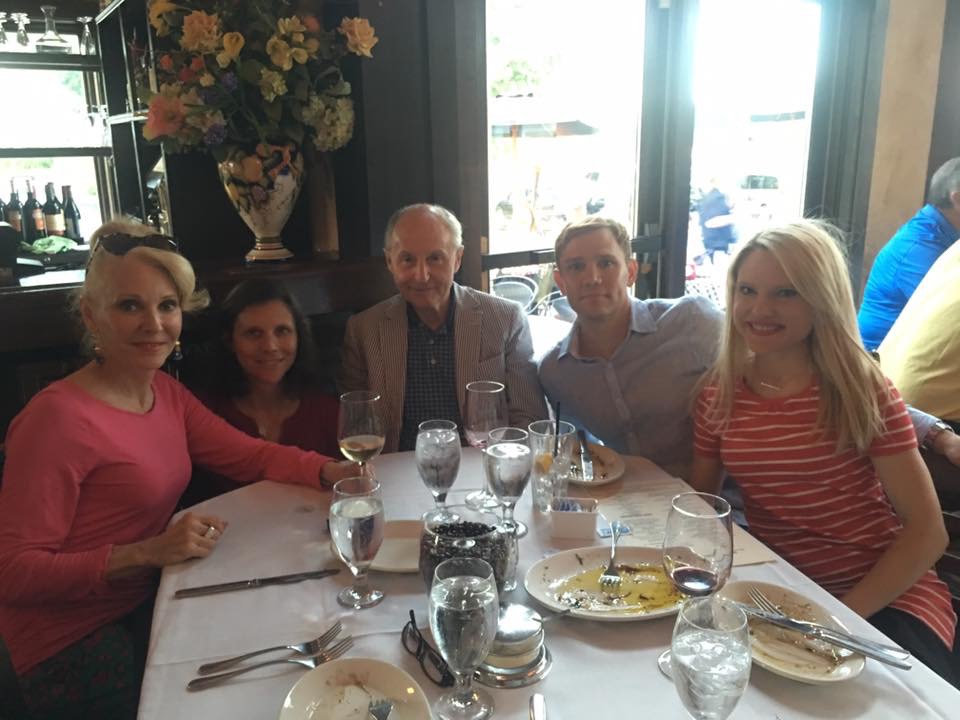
[217, 144, 304, 262]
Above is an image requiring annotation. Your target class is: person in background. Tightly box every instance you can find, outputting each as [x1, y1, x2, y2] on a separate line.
[538, 216, 960, 480]
[339, 203, 546, 452]
[202, 278, 340, 454]
[879, 239, 960, 430]
[690, 220, 958, 685]
[858, 156, 960, 350]
[0, 221, 356, 719]
[696, 179, 737, 264]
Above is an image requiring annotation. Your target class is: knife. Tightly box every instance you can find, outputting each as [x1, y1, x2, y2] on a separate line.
[576, 429, 594, 482]
[529, 693, 547, 720]
[735, 603, 913, 669]
[174, 568, 340, 599]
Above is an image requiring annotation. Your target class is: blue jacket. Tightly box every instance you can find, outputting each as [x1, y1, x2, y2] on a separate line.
[858, 204, 959, 350]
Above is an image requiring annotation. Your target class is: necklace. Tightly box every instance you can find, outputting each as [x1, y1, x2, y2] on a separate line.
[758, 380, 782, 391]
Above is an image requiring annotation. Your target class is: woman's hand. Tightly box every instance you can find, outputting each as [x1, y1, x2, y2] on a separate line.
[320, 460, 363, 488]
[105, 512, 228, 579]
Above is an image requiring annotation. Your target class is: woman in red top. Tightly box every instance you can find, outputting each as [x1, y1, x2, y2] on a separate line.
[0, 222, 357, 718]
[690, 219, 958, 685]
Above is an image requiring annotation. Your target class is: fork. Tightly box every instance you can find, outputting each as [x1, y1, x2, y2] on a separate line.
[368, 698, 393, 720]
[197, 621, 342, 674]
[599, 520, 624, 589]
[748, 587, 909, 657]
[186, 636, 353, 691]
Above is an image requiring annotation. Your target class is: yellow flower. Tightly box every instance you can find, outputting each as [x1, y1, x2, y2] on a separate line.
[198, 72, 215, 87]
[277, 16, 307, 36]
[292, 32, 304, 44]
[303, 37, 320, 56]
[338, 17, 378, 58]
[216, 31, 244, 68]
[291, 47, 308, 65]
[266, 36, 293, 71]
[180, 10, 221, 53]
[148, 0, 179, 36]
[258, 68, 288, 102]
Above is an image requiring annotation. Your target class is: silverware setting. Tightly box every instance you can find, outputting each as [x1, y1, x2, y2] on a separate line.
[186, 636, 354, 691]
[367, 697, 394, 719]
[529, 692, 547, 720]
[741, 587, 912, 669]
[576, 429, 594, 482]
[196, 621, 343, 674]
[174, 568, 340, 599]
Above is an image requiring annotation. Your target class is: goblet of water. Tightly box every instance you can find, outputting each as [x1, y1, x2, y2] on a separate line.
[416, 419, 462, 523]
[329, 476, 385, 609]
[429, 557, 499, 720]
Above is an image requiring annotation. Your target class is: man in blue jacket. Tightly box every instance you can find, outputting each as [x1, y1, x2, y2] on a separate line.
[858, 157, 960, 350]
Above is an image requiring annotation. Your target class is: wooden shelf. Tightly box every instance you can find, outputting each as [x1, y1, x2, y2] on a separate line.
[0, 51, 100, 71]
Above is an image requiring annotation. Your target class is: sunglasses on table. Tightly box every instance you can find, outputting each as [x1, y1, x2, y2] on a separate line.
[401, 609, 456, 687]
[87, 232, 178, 266]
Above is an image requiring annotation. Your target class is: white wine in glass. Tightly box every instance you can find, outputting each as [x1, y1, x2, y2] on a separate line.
[338, 391, 385, 476]
[463, 381, 507, 510]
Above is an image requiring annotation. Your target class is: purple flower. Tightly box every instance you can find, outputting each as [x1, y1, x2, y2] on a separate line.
[250, 185, 268, 204]
[222, 72, 238, 91]
[200, 86, 218, 104]
[204, 124, 226, 146]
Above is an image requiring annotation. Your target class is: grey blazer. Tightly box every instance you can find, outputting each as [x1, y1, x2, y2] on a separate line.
[338, 283, 547, 452]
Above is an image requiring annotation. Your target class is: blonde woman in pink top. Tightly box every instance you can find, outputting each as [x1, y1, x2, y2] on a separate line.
[0, 221, 357, 719]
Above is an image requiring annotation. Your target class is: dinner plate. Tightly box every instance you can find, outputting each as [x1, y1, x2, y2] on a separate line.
[524, 546, 683, 621]
[720, 581, 866, 684]
[568, 442, 625, 486]
[371, 520, 421, 573]
[277, 657, 431, 720]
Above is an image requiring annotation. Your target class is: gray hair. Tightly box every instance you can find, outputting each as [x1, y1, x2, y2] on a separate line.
[383, 203, 463, 252]
[928, 157, 960, 208]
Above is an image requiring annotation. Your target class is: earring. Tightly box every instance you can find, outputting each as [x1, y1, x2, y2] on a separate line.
[172, 339, 183, 362]
[91, 335, 104, 365]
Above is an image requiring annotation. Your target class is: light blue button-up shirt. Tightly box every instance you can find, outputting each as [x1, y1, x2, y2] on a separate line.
[538, 296, 724, 478]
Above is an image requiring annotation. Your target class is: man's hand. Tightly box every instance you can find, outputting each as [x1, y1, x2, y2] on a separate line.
[930, 426, 960, 467]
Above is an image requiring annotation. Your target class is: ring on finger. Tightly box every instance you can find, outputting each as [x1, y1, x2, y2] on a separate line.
[203, 524, 216, 539]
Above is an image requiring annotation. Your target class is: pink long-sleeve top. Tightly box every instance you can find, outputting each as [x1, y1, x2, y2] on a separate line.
[0, 372, 330, 674]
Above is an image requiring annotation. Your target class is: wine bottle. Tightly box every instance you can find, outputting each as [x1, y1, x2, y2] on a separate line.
[62, 185, 82, 242]
[23, 179, 46, 242]
[6, 180, 23, 238]
[43, 183, 65, 236]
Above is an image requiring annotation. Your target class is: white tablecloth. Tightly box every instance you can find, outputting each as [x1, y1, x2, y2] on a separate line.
[138, 450, 960, 719]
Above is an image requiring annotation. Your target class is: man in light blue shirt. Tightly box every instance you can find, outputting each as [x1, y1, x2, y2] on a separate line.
[539, 217, 960, 479]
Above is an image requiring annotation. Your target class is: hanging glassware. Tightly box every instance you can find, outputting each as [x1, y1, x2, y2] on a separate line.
[77, 16, 96, 55]
[36, 6, 71, 54]
[0, 13, 9, 46]
[13, 13, 30, 47]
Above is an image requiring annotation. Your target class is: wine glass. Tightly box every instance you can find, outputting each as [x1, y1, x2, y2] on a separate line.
[329, 476, 385, 609]
[416, 419, 462, 523]
[484, 426, 532, 538]
[13, 13, 29, 47]
[337, 391, 385, 479]
[658, 492, 734, 677]
[463, 380, 507, 510]
[429, 557, 499, 720]
[0, 13, 9, 46]
[37, 6, 70, 53]
[671, 597, 751, 720]
[77, 16, 96, 55]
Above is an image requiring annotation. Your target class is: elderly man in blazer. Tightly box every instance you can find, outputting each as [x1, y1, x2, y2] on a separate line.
[339, 203, 547, 452]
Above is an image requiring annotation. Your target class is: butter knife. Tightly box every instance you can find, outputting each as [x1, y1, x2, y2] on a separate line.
[736, 603, 913, 669]
[174, 568, 340, 599]
[576, 429, 594, 482]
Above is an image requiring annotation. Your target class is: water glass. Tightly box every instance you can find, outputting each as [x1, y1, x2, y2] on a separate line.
[528, 419, 576, 511]
[329, 476, 385, 609]
[429, 557, 499, 720]
[416, 419, 461, 523]
[483, 426, 532, 538]
[671, 597, 751, 720]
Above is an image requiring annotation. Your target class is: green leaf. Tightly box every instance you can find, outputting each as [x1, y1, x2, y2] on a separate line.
[264, 99, 282, 122]
[239, 59, 265, 84]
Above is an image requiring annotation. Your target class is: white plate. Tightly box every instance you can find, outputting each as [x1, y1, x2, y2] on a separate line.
[720, 581, 866, 684]
[278, 657, 431, 720]
[371, 520, 421, 573]
[524, 546, 683, 621]
[569, 443, 625, 486]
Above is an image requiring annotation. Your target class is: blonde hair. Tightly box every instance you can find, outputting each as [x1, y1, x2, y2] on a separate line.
[554, 216, 632, 263]
[703, 219, 889, 453]
[78, 220, 209, 313]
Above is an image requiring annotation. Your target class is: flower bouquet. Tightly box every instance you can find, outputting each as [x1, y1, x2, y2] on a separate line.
[141, 0, 377, 259]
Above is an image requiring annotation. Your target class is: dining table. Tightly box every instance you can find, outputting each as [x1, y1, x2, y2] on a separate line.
[137, 449, 960, 719]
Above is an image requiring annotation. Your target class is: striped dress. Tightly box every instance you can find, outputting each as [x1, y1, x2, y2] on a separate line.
[694, 380, 956, 648]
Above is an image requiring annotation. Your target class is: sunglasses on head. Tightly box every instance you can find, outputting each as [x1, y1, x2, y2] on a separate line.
[89, 232, 178, 265]
[401, 610, 456, 687]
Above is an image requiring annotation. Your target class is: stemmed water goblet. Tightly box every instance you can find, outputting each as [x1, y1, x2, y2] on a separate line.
[416, 419, 462, 523]
[77, 16, 96, 55]
[429, 557, 499, 720]
[13, 13, 29, 47]
[329, 476, 385, 609]
[658, 492, 734, 677]
[671, 596, 751, 720]
[483, 426, 532, 538]
[337, 391, 385, 479]
[463, 380, 508, 510]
